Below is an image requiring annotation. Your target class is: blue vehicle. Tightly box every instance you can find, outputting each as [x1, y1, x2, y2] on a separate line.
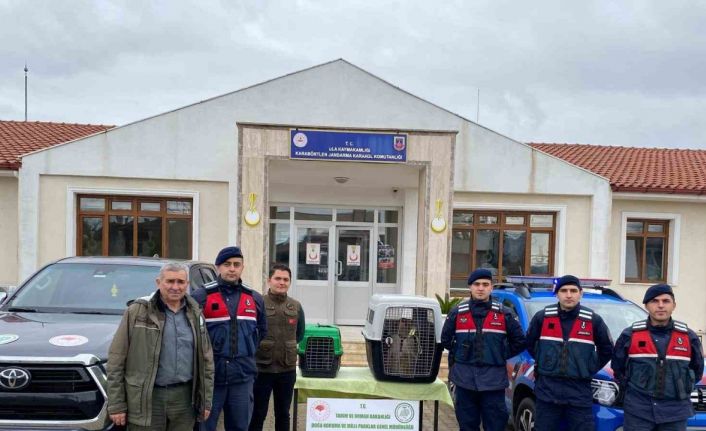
[492, 276, 706, 431]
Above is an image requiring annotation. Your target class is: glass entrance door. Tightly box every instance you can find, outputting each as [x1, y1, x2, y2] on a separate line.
[293, 225, 332, 323]
[334, 228, 372, 325]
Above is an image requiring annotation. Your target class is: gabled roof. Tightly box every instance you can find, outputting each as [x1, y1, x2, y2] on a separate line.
[0, 120, 113, 170]
[530, 143, 706, 195]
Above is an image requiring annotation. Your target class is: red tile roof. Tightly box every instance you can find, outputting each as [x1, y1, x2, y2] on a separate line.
[530, 143, 706, 195]
[0, 120, 113, 170]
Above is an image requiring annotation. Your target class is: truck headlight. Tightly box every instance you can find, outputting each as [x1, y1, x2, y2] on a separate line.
[591, 379, 619, 406]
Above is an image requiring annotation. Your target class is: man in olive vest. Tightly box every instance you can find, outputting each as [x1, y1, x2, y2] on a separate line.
[526, 275, 614, 431]
[249, 264, 305, 431]
[612, 283, 703, 431]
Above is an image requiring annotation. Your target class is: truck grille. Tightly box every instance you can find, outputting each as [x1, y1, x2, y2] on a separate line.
[692, 387, 706, 412]
[0, 363, 104, 420]
[0, 364, 98, 393]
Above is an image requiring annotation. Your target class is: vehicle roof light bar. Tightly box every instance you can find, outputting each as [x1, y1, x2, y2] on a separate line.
[504, 275, 612, 287]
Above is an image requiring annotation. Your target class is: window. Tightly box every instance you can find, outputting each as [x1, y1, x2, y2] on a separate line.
[451, 210, 555, 285]
[624, 219, 669, 283]
[77, 195, 193, 258]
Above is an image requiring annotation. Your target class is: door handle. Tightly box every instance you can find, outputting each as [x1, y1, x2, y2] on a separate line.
[336, 260, 343, 276]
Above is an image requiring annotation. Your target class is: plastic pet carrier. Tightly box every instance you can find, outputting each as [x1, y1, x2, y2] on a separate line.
[297, 323, 343, 378]
[362, 294, 444, 383]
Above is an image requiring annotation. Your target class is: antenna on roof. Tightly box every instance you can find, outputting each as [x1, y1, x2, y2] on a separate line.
[24, 63, 28, 122]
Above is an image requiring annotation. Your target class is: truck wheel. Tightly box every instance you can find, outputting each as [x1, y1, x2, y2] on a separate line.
[514, 397, 535, 431]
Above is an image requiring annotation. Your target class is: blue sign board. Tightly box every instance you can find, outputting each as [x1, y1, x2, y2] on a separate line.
[290, 130, 407, 163]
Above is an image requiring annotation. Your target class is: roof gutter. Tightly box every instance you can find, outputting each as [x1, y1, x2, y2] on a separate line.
[614, 191, 706, 203]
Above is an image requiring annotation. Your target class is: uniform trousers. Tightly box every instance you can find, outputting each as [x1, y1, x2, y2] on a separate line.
[129, 383, 195, 431]
[249, 370, 297, 431]
[534, 399, 594, 431]
[453, 386, 507, 431]
[623, 412, 687, 431]
[202, 380, 254, 431]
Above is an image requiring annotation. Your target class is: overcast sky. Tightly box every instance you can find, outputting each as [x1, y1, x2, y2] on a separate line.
[2, 0, 705, 148]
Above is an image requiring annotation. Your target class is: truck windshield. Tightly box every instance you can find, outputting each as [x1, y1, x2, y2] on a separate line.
[4, 263, 160, 314]
[525, 299, 647, 340]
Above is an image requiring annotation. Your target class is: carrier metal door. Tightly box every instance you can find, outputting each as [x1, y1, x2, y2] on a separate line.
[334, 227, 372, 325]
[293, 225, 333, 324]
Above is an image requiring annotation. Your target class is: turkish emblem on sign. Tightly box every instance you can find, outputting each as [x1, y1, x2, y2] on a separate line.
[393, 136, 406, 151]
[347, 245, 361, 267]
[306, 243, 321, 265]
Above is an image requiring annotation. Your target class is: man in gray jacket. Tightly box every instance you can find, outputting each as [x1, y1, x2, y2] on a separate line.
[107, 262, 214, 430]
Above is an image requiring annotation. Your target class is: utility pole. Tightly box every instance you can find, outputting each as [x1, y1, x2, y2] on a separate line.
[24, 64, 28, 121]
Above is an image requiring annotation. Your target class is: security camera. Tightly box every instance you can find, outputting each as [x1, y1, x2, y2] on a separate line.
[392, 188, 399, 193]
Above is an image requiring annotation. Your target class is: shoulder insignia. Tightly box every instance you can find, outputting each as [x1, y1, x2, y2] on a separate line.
[578, 306, 593, 320]
[673, 320, 689, 333]
[544, 305, 559, 316]
[632, 320, 648, 330]
[203, 281, 218, 290]
[491, 301, 502, 311]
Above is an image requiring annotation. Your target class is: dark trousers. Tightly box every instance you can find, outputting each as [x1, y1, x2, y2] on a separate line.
[203, 380, 254, 431]
[534, 399, 594, 431]
[623, 412, 687, 431]
[453, 386, 507, 431]
[249, 370, 297, 431]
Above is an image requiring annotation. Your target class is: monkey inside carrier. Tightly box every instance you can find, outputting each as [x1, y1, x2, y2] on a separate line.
[297, 324, 343, 378]
[362, 294, 444, 383]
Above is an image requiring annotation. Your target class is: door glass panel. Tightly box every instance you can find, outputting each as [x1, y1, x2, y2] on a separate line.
[80, 198, 105, 212]
[108, 216, 134, 256]
[137, 216, 162, 257]
[338, 229, 370, 282]
[646, 237, 664, 281]
[530, 232, 551, 275]
[270, 206, 291, 220]
[337, 209, 374, 222]
[297, 227, 329, 281]
[81, 217, 103, 256]
[379, 210, 399, 223]
[475, 230, 499, 276]
[377, 227, 397, 283]
[502, 230, 526, 276]
[625, 238, 643, 279]
[167, 219, 190, 259]
[451, 230, 471, 275]
[270, 223, 290, 268]
[294, 207, 332, 221]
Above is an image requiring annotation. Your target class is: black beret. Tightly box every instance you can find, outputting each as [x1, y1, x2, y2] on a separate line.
[215, 246, 243, 266]
[554, 275, 581, 293]
[642, 283, 674, 304]
[467, 268, 493, 285]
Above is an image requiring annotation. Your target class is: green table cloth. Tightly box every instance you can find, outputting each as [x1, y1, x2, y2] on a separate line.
[294, 366, 453, 407]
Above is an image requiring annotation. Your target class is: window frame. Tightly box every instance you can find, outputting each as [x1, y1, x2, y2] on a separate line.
[624, 218, 670, 284]
[450, 210, 556, 284]
[76, 194, 193, 258]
